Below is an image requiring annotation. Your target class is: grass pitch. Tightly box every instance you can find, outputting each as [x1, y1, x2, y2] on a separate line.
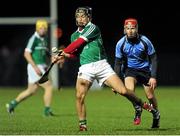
[0, 86, 180, 135]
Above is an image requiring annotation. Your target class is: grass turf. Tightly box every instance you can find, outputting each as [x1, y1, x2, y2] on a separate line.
[0, 86, 180, 135]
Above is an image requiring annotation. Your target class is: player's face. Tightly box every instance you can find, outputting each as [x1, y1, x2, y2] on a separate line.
[125, 26, 138, 38]
[37, 27, 47, 37]
[75, 13, 90, 27]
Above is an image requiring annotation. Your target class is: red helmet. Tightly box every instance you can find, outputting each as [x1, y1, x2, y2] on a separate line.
[124, 18, 138, 28]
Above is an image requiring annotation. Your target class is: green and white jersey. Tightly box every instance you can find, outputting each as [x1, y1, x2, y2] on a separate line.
[71, 22, 107, 65]
[25, 32, 49, 65]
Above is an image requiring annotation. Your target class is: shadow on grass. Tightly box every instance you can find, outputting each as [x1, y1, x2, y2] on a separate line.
[51, 113, 76, 117]
[114, 127, 180, 132]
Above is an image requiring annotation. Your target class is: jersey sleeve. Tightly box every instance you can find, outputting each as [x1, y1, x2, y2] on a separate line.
[80, 24, 100, 42]
[70, 33, 76, 42]
[25, 35, 35, 53]
[141, 36, 156, 55]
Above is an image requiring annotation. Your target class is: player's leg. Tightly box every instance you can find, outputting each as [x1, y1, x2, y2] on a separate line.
[124, 77, 142, 125]
[76, 78, 92, 131]
[6, 83, 38, 114]
[6, 64, 41, 114]
[104, 74, 153, 112]
[40, 80, 54, 116]
[96, 60, 153, 112]
[105, 74, 141, 104]
[75, 62, 96, 131]
[144, 85, 160, 128]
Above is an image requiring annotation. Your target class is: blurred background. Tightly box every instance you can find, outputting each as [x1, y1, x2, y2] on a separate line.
[0, 0, 179, 87]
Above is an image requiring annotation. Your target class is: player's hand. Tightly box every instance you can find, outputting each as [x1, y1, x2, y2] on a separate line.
[148, 78, 157, 90]
[52, 54, 65, 64]
[60, 51, 71, 58]
[33, 65, 42, 76]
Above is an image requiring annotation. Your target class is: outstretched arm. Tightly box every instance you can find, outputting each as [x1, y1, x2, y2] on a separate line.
[63, 37, 86, 53]
[24, 50, 42, 76]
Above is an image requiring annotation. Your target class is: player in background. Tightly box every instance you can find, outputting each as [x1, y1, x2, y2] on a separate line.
[53, 7, 155, 131]
[114, 18, 160, 128]
[6, 20, 54, 116]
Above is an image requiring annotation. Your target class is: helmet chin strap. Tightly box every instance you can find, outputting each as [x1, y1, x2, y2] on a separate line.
[127, 33, 138, 38]
[127, 34, 140, 43]
[127, 35, 137, 39]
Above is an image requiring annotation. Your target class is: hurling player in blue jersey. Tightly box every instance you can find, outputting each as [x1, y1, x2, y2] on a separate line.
[114, 18, 160, 128]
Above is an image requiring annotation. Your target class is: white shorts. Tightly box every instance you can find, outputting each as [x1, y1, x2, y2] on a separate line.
[77, 59, 116, 86]
[27, 64, 47, 84]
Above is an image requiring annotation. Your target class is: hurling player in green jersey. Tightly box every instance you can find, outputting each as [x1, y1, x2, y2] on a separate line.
[53, 7, 155, 131]
[6, 20, 54, 117]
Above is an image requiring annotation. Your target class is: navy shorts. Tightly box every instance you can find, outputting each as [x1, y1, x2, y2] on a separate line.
[124, 68, 151, 86]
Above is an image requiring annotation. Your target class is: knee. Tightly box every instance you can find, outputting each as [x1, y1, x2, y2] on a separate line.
[26, 89, 36, 96]
[147, 95, 154, 100]
[25, 84, 38, 96]
[45, 85, 53, 92]
[120, 90, 128, 96]
[146, 92, 154, 99]
[116, 88, 128, 96]
[76, 91, 86, 103]
[42, 81, 53, 91]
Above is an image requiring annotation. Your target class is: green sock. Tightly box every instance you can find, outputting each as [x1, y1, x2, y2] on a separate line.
[44, 107, 52, 115]
[10, 100, 18, 108]
[79, 120, 87, 125]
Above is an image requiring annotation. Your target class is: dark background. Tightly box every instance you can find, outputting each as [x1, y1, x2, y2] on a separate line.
[0, 0, 179, 86]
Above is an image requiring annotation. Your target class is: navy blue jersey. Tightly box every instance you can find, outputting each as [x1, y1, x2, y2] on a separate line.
[115, 35, 155, 69]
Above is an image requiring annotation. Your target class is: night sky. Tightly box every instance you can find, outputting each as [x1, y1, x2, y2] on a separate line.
[58, 1, 180, 54]
[0, 0, 179, 54]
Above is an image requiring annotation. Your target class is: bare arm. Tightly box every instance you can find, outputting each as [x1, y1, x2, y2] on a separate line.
[24, 50, 42, 76]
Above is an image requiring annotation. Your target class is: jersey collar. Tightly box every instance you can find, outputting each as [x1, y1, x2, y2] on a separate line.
[77, 22, 92, 33]
[35, 32, 44, 40]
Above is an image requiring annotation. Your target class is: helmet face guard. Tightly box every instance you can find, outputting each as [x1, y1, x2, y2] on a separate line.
[75, 7, 92, 27]
[75, 6, 92, 18]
